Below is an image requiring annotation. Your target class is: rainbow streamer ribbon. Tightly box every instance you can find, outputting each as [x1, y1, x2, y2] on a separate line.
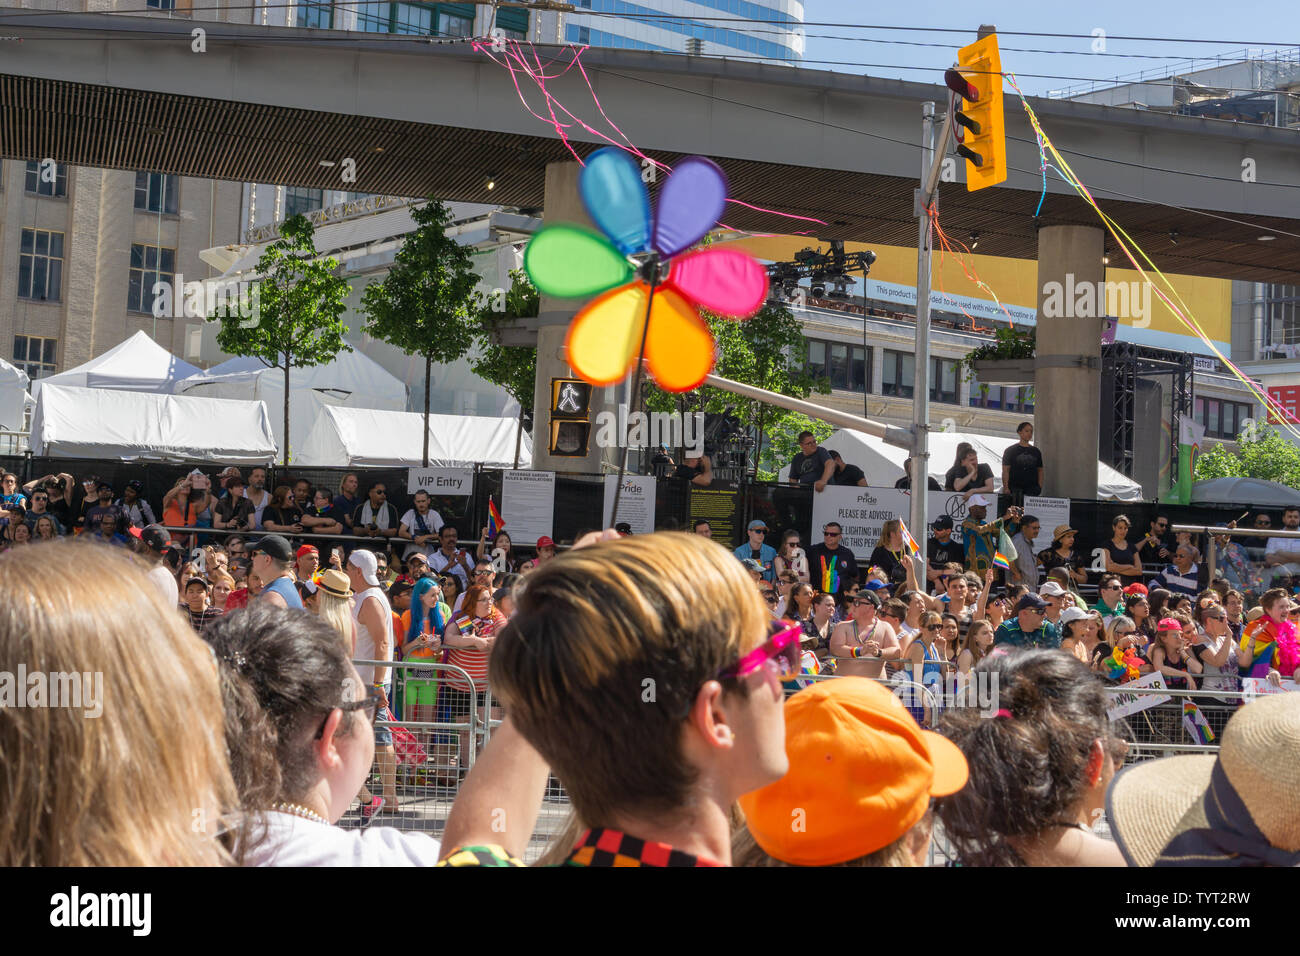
[1005, 72, 1300, 444]
[1182, 700, 1216, 745]
[821, 555, 840, 593]
[487, 496, 504, 538]
[899, 520, 921, 556]
[992, 551, 1012, 570]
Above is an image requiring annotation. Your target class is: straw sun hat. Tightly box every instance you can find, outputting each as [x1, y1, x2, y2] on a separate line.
[1106, 693, 1300, 866]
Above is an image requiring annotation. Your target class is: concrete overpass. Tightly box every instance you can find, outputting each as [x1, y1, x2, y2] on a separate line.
[3, 11, 1299, 497]
[1, 11, 1298, 282]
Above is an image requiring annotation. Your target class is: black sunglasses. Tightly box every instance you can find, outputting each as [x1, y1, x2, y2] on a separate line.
[761, 592, 778, 603]
[315, 686, 382, 739]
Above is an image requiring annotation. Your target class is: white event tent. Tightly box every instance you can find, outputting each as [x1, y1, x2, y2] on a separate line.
[297, 405, 531, 468]
[175, 349, 409, 459]
[30, 331, 201, 398]
[780, 428, 1145, 501]
[30, 384, 277, 463]
[0, 357, 31, 431]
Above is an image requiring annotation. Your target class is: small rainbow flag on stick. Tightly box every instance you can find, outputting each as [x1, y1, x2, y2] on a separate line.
[992, 551, 1012, 570]
[487, 496, 505, 538]
[1182, 700, 1216, 744]
[899, 520, 921, 556]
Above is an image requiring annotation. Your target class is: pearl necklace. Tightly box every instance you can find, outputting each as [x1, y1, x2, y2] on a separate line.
[271, 801, 328, 825]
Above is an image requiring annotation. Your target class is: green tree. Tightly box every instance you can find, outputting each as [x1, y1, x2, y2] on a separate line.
[362, 199, 480, 466]
[758, 414, 834, 481]
[470, 269, 539, 467]
[212, 214, 351, 466]
[1193, 420, 1300, 488]
[645, 300, 828, 477]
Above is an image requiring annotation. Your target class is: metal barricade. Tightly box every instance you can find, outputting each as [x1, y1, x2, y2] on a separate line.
[341, 659, 482, 837]
[1104, 683, 1249, 762]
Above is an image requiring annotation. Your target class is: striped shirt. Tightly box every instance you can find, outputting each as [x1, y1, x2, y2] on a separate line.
[444, 611, 506, 692]
[1152, 563, 1199, 598]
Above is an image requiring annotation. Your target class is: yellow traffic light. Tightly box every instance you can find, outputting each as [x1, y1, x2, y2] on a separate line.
[953, 33, 1006, 191]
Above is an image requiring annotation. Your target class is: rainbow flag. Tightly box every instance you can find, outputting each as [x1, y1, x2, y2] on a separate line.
[821, 555, 840, 593]
[899, 520, 921, 556]
[487, 496, 504, 538]
[992, 551, 1012, 570]
[1182, 700, 1216, 744]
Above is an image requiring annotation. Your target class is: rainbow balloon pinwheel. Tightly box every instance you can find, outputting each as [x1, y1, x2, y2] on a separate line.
[524, 148, 768, 392]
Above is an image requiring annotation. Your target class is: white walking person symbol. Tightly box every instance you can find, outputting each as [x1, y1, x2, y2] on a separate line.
[557, 383, 582, 414]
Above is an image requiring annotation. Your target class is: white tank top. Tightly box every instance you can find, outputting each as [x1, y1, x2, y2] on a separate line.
[352, 586, 394, 687]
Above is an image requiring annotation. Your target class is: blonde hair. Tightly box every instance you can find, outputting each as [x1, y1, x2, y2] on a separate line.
[731, 811, 928, 867]
[0, 542, 236, 865]
[491, 532, 768, 827]
[877, 519, 903, 551]
[314, 589, 354, 652]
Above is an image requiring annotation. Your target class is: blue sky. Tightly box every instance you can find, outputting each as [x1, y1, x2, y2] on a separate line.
[803, 1, 1300, 96]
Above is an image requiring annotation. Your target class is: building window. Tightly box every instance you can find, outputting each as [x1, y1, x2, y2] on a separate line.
[495, 6, 528, 39]
[1195, 397, 1253, 440]
[134, 171, 179, 214]
[12, 335, 57, 380]
[437, 3, 475, 36]
[931, 357, 959, 404]
[881, 349, 915, 399]
[356, 0, 389, 31]
[1264, 284, 1300, 350]
[18, 229, 64, 302]
[24, 160, 67, 198]
[300, 1, 333, 28]
[968, 378, 1035, 413]
[806, 338, 868, 392]
[284, 186, 324, 219]
[146, 0, 176, 8]
[127, 244, 176, 315]
[882, 350, 959, 403]
[392, 2, 434, 34]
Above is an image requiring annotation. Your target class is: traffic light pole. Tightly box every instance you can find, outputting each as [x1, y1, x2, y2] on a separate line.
[909, 101, 947, 581]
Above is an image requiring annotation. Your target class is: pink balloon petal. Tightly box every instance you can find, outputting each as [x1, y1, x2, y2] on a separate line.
[667, 248, 769, 318]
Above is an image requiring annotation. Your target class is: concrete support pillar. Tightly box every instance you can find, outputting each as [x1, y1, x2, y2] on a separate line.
[530, 162, 620, 473]
[1034, 224, 1105, 500]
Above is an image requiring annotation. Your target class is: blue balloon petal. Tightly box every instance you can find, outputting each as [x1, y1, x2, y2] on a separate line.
[653, 156, 728, 257]
[580, 148, 652, 256]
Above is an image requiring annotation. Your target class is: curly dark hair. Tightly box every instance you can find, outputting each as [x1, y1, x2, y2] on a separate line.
[934, 649, 1121, 866]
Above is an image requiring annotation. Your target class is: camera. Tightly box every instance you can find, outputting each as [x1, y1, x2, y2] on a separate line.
[368, 523, 378, 531]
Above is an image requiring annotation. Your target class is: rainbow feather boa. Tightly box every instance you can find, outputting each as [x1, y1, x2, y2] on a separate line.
[1102, 644, 1143, 683]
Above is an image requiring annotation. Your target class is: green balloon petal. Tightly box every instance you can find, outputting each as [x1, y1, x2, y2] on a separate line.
[524, 225, 634, 299]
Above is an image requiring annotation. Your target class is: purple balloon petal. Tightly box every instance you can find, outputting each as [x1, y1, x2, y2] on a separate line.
[652, 156, 728, 258]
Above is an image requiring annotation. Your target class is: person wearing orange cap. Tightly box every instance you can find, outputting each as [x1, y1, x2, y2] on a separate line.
[733, 678, 968, 866]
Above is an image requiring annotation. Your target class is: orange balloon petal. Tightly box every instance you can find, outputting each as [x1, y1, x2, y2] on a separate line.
[644, 288, 715, 392]
[564, 282, 646, 386]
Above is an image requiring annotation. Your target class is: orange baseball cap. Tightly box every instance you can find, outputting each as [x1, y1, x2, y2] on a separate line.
[738, 677, 968, 866]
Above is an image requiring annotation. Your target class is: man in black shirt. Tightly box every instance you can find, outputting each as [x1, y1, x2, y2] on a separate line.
[827, 450, 867, 487]
[1001, 422, 1045, 502]
[926, 515, 964, 587]
[806, 521, 859, 597]
[1137, 514, 1172, 567]
[894, 456, 942, 491]
[788, 431, 835, 493]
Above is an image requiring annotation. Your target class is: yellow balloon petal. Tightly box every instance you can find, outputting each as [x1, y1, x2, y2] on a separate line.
[645, 289, 714, 392]
[564, 283, 646, 386]
[564, 283, 716, 392]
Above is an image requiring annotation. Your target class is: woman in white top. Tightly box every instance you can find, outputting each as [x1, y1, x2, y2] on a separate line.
[208, 603, 442, 866]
